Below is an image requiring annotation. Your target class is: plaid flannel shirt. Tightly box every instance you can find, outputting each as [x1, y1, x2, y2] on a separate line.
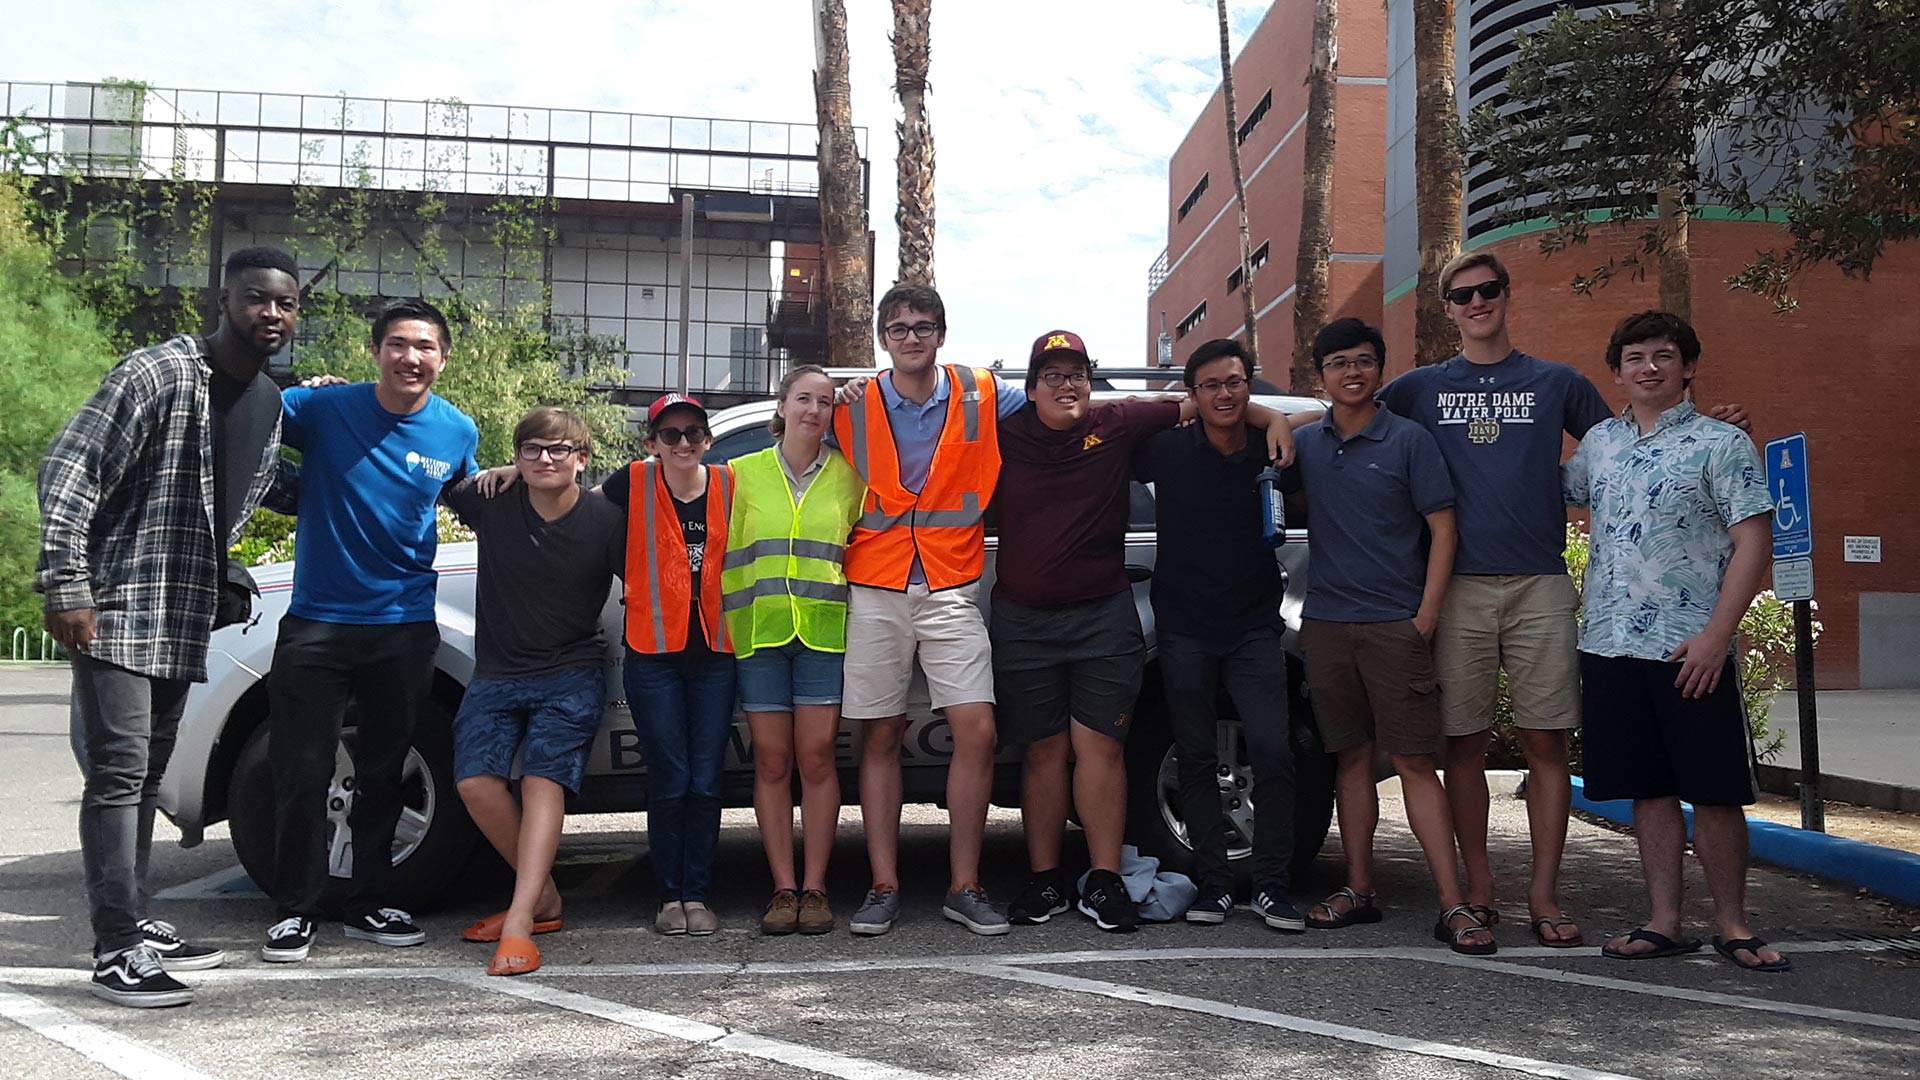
[35, 335, 283, 681]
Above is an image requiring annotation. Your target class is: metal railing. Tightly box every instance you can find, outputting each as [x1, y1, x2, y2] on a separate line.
[1147, 247, 1170, 295]
[7, 626, 65, 664]
[2, 80, 865, 204]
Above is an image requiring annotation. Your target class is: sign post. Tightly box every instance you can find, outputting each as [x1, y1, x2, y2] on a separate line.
[1765, 433, 1822, 832]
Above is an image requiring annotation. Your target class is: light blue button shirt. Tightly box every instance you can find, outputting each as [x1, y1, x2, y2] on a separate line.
[1562, 400, 1772, 660]
[874, 365, 1027, 583]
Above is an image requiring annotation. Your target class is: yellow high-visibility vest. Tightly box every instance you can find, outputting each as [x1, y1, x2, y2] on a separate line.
[720, 446, 867, 657]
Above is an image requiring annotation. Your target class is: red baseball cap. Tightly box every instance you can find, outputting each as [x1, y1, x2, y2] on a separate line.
[647, 393, 707, 426]
[1029, 330, 1090, 366]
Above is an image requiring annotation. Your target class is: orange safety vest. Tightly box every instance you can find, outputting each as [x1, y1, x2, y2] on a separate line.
[624, 460, 733, 653]
[830, 364, 1001, 591]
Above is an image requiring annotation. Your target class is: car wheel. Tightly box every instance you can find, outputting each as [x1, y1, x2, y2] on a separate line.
[227, 697, 477, 914]
[1124, 660, 1336, 887]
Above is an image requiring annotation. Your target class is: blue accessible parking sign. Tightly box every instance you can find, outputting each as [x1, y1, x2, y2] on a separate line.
[1767, 433, 1812, 558]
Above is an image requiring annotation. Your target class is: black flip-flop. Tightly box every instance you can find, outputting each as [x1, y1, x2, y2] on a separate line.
[1713, 934, 1792, 973]
[1601, 928, 1703, 960]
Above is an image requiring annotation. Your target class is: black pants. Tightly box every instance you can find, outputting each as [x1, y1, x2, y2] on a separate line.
[268, 615, 439, 919]
[1158, 626, 1295, 893]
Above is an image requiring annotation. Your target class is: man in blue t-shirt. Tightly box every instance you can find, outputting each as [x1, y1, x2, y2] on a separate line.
[261, 299, 479, 964]
[1377, 251, 1746, 949]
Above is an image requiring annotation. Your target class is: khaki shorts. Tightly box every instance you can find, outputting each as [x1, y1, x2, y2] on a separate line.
[842, 582, 995, 719]
[1301, 618, 1442, 757]
[1434, 574, 1581, 737]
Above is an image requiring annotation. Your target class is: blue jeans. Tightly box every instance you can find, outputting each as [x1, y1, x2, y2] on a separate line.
[623, 647, 736, 903]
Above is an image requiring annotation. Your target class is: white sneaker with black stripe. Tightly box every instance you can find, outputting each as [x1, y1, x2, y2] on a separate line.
[138, 918, 226, 971]
[91, 945, 193, 1008]
[344, 907, 426, 947]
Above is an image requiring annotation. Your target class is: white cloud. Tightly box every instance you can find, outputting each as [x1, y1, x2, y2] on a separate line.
[14, 0, 1268, 364]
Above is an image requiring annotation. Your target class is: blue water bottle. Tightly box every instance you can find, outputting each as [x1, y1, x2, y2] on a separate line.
[1258, 465, 1287, 549]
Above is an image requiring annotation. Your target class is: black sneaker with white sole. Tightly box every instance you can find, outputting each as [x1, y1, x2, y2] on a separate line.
[1008, 871, 1074, 925]
[91, 945, 193, 1008]
[1076, 869, 1140, 933]
[138, 918, 226, 971]
[344, 907, 426, 947]
[1254, 890, 1307, 932]
[1184, 883, 1235, 925]
[261, 916, 316, 963]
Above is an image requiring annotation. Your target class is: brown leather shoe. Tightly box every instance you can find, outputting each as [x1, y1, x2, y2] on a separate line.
[797, 890, 833, 935]
[760, 889, 800, 935]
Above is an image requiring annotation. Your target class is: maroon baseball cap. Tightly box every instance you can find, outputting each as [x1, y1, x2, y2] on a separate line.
[1029, 330, 1090, 366]
[647, 393, 707, 426]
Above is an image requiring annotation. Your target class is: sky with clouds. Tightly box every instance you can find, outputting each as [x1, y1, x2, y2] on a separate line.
[11, 0, 1267, 366]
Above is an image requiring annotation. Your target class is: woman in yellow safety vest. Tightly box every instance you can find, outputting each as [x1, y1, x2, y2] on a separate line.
[720, 365, 866, 936]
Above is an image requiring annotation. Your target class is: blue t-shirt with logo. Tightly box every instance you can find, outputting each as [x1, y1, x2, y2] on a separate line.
[280, 384, 480, 624]
[1378, 351, 1613, 576]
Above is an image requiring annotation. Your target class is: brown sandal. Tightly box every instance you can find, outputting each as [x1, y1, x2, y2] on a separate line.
[1530, 915, 1585, 948]
[1433, 904, 1497, 955]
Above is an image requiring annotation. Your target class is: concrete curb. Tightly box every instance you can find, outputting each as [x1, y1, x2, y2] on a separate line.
[1570, 776, 1920, 906]
[1755, 763, 1920, 815]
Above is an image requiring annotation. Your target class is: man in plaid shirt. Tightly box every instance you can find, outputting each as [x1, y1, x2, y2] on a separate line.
[36, 247, 301, 1008]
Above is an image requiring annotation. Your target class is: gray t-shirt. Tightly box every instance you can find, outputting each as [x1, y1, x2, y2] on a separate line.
[1378, 350, 1612, 575]
[209, 367, 282, 545]
[442, 481, 627, 678]
[1297, 407, 1455, 622]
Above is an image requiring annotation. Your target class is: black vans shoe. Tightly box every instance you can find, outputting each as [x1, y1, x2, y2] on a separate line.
[1076, 869, 1140, 933]
[344, 908, 426, 947]
[261, 916, 316, 963]
[91, 945, 193, 1008]
[139, 918, 226, 971]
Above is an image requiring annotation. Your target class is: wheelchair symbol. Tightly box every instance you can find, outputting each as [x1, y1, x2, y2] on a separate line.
[1774, 479, 1803, 532]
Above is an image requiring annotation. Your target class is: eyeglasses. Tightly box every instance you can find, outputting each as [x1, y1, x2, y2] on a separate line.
[517, 441, 584, 461]
[1444, 280, 1507, 306]
[882, 321, 941, 341]
[1194, 376, 1249, 394]
[652, 425, 710, 446]
[1037, 371, 1091, 388]
[1321, 356, 1381, 374]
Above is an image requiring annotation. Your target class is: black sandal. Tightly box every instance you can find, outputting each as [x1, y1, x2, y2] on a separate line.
[1433, 903, 1496, 955]
[1306, 887, 1383, 929]
[1601, 928, 1702, 960]
[1712, 934, 1792, 973]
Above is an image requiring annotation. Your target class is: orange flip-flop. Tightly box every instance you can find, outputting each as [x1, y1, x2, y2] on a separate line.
[488, 935, 541, 977]
[462, 911, 564, 943]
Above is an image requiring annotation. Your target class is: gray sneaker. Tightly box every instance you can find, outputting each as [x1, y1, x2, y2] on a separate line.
[942, 887, 1011, 936]
[849, 887, 900, 936]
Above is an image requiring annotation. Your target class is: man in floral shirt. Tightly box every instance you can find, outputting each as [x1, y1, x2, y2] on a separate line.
[1562, 310, 1785, 974]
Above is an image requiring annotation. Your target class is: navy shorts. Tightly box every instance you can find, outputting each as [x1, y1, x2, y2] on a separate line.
[453, 665, 608, 793]
[1579, 652, 1759, 807]
[737, 640, 845, 713]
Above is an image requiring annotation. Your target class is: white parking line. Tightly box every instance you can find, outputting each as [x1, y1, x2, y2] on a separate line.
[965, 964, 1648, 1080]
[0, 983, 214, 1080]
[443, 973, 942, 1080]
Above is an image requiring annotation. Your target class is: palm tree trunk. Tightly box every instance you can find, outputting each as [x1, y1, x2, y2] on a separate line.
[1292, 0, 1338, 394]
[1413, 0, 1463, 366]
[892, 0, 936, 287]
[1216, 0, 1260, 369]
[814, 0, 874, 367]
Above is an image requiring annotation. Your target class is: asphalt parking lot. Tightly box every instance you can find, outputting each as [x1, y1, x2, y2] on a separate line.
[3, 664, 1917, 1080]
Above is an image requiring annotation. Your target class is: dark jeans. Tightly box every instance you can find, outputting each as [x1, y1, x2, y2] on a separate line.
[623, 647, 736, 903]
[268, 616, 439, 919]
[1158, 626, 1296, 893]
[70, 654, 190, 954]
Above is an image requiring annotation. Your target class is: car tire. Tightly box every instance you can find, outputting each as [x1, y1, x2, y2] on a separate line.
[227, 696, 477, 915]
[1124, 658, 1335, 889]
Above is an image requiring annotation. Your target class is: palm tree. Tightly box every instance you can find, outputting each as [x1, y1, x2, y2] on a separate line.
[813, 0, 874, 366]
[1215, 0, 1260, 371]
[1292, 0, 1338, 394]
[1413, 0, 1463, 366]
[892, 0, 936, 287]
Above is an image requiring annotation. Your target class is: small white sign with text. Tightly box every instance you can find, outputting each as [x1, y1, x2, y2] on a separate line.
[1773, 557, 1814, 602]
[1843, 536, 1882, 563]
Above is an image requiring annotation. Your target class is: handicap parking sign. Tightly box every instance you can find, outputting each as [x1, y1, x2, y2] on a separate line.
[1766, 433, 1812, 559]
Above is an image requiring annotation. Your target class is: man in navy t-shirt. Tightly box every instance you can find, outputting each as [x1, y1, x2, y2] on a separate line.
[261, 299, 479, 964]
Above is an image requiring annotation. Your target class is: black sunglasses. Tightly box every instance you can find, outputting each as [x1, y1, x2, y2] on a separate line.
[652, 425, 709, 446]
[1444, 280, 1508, 306]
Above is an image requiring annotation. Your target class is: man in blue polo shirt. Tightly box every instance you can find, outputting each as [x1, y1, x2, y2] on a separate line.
[1297, 319, 1493, 956]
[261, 299, 479, 964]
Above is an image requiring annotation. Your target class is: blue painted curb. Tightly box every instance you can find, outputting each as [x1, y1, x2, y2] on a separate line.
[1571, 775, 1920, 906]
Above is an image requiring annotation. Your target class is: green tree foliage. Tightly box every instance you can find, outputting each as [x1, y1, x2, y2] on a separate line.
[0, 182, 115, 635]
[1464, 1, 1920, 311]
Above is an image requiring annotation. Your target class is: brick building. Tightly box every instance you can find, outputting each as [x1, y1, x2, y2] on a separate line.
[1148, 2, 1920, 687]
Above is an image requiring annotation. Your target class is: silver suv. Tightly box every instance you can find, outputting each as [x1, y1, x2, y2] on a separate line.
[162, 385, 1335, 910]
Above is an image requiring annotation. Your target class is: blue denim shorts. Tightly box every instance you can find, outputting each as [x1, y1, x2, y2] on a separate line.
[736, 640, 845, 713]
[453, 665, 608, 792]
